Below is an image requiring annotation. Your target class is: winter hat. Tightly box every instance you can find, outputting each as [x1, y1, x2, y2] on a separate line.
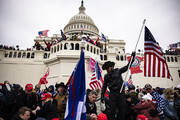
[137, 115, 148, 120]
[25, 84, 33, 90]
[97, 113, 108, 120]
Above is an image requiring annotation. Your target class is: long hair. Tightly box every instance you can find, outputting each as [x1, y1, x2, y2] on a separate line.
[163, 88, 173, 101]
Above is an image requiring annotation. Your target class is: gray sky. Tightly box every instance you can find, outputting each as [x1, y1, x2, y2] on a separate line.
[0, 0, 180, 53]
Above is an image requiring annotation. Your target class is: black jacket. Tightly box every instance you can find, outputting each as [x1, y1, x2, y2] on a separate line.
[101, 63, 130, 96]
[86, 97, 97, 115]
[36, 100, 57, 120]
[15, 91, 38, 112]
[11, 114, 23, 120]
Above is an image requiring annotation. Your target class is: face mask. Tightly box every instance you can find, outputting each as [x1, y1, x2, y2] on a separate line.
[171, 95, 174, 97]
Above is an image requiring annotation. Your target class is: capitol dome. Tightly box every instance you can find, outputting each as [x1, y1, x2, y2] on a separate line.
[64, 0, 99, 36]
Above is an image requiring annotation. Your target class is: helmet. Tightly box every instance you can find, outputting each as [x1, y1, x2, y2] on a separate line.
[128, 84, 135, 90]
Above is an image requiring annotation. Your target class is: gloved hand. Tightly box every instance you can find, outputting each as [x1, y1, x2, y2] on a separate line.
[101, 96, 104, 103]
[150, 109, 159, 117]
[131, 51, 136, 61]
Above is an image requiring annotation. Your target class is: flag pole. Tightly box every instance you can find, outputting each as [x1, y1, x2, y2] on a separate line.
[120, 19, 146, 93]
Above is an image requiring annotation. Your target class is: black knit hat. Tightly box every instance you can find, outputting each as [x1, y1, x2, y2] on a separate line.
[102, 61, 115, 70]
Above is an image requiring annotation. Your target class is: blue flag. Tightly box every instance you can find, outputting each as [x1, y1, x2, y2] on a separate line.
[101, 33, 107, 42]
[64, 51, 86, 120]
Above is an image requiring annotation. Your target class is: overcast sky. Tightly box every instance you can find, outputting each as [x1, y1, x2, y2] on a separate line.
[0, 0, 180, 53]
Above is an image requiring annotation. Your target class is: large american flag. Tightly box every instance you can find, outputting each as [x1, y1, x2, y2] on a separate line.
[144, 26, 172, 80]
[89, 61, 104, 90]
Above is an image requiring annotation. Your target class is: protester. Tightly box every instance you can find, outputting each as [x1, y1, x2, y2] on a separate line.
[54, 82, 68, 120]
[86, 90, 98, 120]
[101, 52, 136, 120]
[11, 107, 31, 120]
[43, 40, 52, 51]
[48, 85, 56, 96]
[95, 89, 106, 115]
[132, 93, 159, 120]
[15, 84, 39, 120]
[128, 84, 139, 106]
[144, 84, 164, 119]
[125, 94, 135, 120]
[161, 88, 178, 120]
[32, 93, 57, 120]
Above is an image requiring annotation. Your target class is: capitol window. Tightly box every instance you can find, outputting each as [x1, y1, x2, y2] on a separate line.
[104, 55, 107, 60]
[120, 55, 123, 61]
[100, 55, 103, 60]
[87, 44, 89, 51]
[22, 52, 26, 58]
[75, 43, 79, 50]
[44, 53, 47, 59]
[54, 46, 56, 53]
[116, 55, 119, 61]
[31, 53, 35, 58]
[64, 43, 68, 50]
[57, 45, 59, 51]
[27, 52, 30, 58]
[18, 52, 21, 58]
[167, 57, 170, 62]
[60, 44, 63, 50]
[71, 43, 74, 50]
[4, 52, 8, 57]
[97, 49, 99, 55]
[13, 52, 17, 58]
[175, 57, 178, 62]
[9, 52, 12, 58]
[94, 48, 96, 54]
[171, 57, 174, 62]
[90, 46, 93, 53]
[51, 48, 53, 54]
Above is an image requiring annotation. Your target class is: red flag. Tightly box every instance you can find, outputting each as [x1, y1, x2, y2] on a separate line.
[127, 56, 143, 74]
[39, 68, 49, 85]
[144, 26, 172, 80]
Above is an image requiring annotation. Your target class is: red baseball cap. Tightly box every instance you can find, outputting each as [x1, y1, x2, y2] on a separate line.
[25, 84, 33, 90]
[137, 115, 148, 120]
[41, 93, 52, 100]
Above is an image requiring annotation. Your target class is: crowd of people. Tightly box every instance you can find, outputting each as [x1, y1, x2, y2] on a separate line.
[0, 80, 180, 120]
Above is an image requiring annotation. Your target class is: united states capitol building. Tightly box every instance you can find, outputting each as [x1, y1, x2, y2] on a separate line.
[0, 1, 179, 89]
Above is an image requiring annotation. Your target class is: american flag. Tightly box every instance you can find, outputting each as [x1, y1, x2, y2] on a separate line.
[81, 25, 84, 31]
[170, 43, 178, 50]
[89, 61, 103, 90]
[144, 26, 172, 80]
[38, 30, 49, 37]
[128, 74, 133, 85]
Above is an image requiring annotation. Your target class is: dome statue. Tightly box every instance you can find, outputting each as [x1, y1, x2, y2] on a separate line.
[64, 0, 99, 36]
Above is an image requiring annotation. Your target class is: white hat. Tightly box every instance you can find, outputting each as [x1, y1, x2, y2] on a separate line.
[82, 35, 87, 38]
[142, 93, 152, 100]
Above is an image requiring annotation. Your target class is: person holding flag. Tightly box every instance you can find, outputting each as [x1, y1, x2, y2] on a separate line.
[101, 51, 136, 120]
